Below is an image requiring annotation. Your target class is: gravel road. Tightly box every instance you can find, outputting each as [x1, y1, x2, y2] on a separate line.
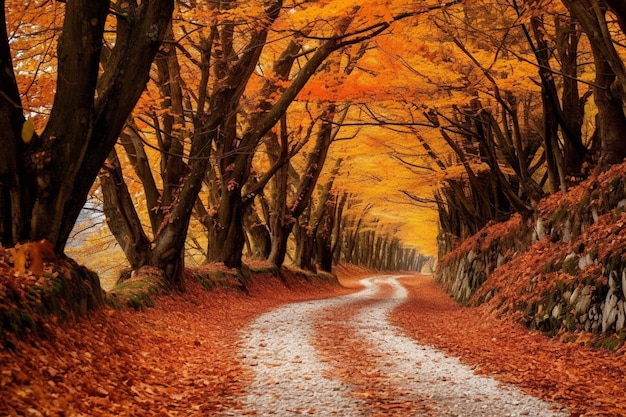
[226, 275, 570, 416]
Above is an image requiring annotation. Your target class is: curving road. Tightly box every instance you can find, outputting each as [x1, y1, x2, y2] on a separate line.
[225, 276, 570, 416]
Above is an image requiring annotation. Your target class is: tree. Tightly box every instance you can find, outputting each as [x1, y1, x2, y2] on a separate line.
[292, 158, 343, 271]
[100, 0, 288, 287]
[561, 0, 626, 166]
[203, 9, 394, 269]
[98, 0, 437, 287]
[265, 105, 348, 268]
[0, 0, 174, 253]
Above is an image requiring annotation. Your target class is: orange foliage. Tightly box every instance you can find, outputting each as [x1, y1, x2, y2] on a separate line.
[11, 240, 57, 277]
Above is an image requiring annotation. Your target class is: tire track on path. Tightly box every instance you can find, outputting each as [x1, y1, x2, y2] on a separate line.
[312, 281, 439, 416]
[232, 295, 364, 416]
[228, 275, 569, 416]
[347, 277, 569, 416]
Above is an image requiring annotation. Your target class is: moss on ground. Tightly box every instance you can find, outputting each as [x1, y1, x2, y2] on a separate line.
[0, 261, 105, 348]
[107, 268, 165, 311]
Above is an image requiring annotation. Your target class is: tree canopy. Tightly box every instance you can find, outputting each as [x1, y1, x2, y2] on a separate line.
[3, 0, 626, 286]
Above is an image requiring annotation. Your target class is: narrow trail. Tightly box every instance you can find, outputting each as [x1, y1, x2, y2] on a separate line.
[6, 270, 622, 416]
[228, 275, 569, 416]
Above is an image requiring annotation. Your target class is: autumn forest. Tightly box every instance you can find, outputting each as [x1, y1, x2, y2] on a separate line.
[4, 0, 626, 414]
[0, 0, 624, 288]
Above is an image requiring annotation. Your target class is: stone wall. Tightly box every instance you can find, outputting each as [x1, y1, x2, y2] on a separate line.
[435, 167, 626, 337]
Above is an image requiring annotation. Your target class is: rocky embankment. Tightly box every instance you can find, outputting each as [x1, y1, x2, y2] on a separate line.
[436, 163, 626, 345]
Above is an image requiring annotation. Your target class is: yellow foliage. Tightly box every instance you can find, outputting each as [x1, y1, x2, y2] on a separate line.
[21, 119, 35, 144]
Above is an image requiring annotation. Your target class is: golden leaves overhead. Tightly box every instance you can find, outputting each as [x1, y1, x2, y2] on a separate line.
[9, 0, 568, 257]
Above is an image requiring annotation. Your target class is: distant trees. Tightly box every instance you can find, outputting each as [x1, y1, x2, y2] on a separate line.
[331, 198, 431, 271]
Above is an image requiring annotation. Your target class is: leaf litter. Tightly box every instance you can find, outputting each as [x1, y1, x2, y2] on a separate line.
[0, 266, 623, 416]
[234, 275, 568, 416]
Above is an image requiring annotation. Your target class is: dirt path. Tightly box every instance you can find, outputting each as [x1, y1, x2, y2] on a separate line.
[2, 269, 624, 416]
[229, 275, 569, 416]
[0, 272, 352, 417]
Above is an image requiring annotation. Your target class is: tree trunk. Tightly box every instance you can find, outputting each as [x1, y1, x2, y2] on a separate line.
[41, 0, 173, 251]
[555, 15, 587, 176]
[563, 0, 626, 99]
[151, 239, 186, 291]
[316, 198, 335, 272]
[373, 234, 385, 270]
[118, 123, 162, 233]
[0, 0, 174, 251]
[243, 203, 271, 259]
[343, 217, 356, 264]
[31, 0, 110, 250]
[0, 3, 28, 244]
[100, 149, 152, 269]
[266, 122, 292, 267]
[207, 189, 247, 268]
[361, 230, 374, 268]
[100, 18, 206, 289]
[295, 182, 338, 272]
[530, 17, 567, 193]
[374, 237, 390, 271]
[268, 223, 293, 268]
[344, 204, 371, 264]
[296, 219, 316, 272]
[331, 192, 348, 265]
[591, 43, 626, 166]
[540, 86, 565, 193]
[153, 24, 187, 211]
[268, 110, 339, 267]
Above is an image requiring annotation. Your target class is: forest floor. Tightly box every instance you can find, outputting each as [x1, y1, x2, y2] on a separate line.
[1, 265, 625, 416]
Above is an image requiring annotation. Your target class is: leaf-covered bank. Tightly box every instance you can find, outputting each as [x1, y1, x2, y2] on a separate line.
[392, 276, 626, 416]
[436, 162, 626, 348]
[0, 246, 104, 349]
